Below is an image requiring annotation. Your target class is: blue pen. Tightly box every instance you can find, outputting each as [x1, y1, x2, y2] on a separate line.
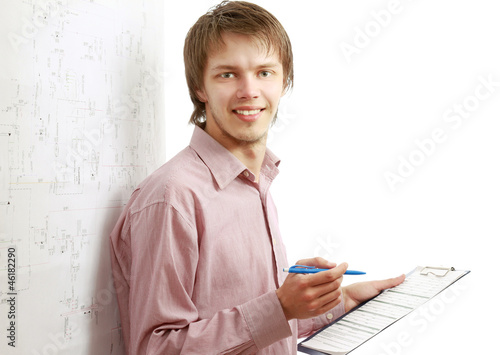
[283, 265, 366, 275]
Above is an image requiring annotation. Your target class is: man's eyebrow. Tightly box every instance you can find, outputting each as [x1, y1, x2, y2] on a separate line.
[209, 65, 237, 72]
[209, 62, 281, 72]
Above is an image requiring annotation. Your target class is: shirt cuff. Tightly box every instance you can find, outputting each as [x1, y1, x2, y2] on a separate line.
[314, 292, 346, 330]
[239, 291, 292, 349]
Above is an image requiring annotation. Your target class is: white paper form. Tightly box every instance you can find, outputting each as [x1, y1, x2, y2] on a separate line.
[299, 266, 469, 355]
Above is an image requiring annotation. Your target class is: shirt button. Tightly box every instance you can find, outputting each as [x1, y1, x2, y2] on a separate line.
[326, 313, 333, 320]
[243, 171, 249, 177]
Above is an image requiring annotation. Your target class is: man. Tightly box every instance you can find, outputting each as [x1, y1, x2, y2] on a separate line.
[110, 1, 405, 354]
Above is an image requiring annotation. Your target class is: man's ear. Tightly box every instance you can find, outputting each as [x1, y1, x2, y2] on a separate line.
[196, 88, 208, 103]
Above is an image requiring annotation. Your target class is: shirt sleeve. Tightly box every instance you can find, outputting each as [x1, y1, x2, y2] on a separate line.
[112, 201, 292, 354]
[297, 294, 346, 339]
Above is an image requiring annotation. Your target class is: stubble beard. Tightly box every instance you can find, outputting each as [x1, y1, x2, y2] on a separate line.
[208, 105, 270, 148]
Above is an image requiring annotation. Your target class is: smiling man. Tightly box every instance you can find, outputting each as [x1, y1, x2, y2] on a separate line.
[110, 1, 404, 354]
[197, 32, 283, 180]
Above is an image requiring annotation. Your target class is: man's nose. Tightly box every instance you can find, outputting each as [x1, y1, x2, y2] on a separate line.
[236, 75, 260, 99]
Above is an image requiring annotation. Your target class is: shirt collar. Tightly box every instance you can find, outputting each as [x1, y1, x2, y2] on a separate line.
[189, 126, 280, 190]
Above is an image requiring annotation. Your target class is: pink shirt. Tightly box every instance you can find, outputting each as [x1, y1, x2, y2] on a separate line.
[110, 126, 345, 354]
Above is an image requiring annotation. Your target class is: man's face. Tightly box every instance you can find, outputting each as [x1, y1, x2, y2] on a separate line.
[197, 32, 285, 148]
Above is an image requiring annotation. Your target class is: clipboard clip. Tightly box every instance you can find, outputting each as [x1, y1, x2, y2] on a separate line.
[420, 266, 455, 277]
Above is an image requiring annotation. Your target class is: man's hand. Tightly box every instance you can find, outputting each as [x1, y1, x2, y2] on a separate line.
[276, 257, 347, 320]
[342, 274, 406, 313]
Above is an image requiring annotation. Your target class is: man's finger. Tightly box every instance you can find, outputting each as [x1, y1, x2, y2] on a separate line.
[371, 274, 406, 292]
[308, 262, 348, 286]
[295, 256, 336, 269]
[315, 289, 343, 316]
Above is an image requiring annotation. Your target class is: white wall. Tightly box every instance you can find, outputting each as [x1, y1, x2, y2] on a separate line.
[164, 1, 499, 354]
[1, 1, 164, 354]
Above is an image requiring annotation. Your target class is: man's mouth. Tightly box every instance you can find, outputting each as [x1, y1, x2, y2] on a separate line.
[232, 107, 264, 122]
[234, 109, 263, 116]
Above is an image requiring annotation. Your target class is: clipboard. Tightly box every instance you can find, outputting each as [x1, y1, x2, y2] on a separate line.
[298, 266, 470, 355]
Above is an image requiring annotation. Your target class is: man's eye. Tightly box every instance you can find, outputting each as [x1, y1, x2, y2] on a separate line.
[220, 73, 234, 79]
[260, 71, 272, 78]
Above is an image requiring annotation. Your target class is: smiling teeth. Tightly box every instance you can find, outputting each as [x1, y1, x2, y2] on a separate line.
[235, 109, 261, 115]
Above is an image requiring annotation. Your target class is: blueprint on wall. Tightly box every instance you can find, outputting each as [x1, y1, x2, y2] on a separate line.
[0, 1, 164, 353]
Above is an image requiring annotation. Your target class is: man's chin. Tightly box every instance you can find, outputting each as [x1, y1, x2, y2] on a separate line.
[225, 127, 268, 146]
[233, 133, 267, 145]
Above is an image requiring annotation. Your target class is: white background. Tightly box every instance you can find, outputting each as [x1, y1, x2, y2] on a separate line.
[165, 1, 499, 354]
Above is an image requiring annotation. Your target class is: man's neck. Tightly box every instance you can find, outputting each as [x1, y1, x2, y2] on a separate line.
[231, 140, 267, 183]
[203, 123, 268, 183]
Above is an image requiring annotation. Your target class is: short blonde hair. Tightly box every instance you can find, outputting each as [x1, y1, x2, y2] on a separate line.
[184, 1, 294, 127]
